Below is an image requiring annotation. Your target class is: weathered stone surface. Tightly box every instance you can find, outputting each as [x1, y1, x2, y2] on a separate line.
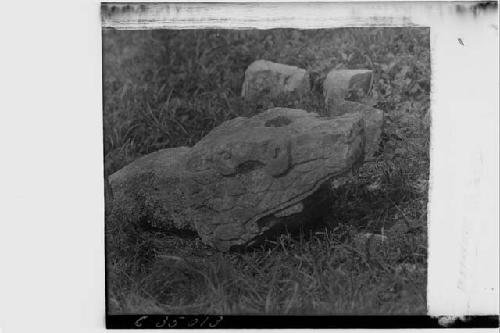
[241, 60, 310, 100]
[327, 101, 383, 158]
[109, 108, 366, 251]
[324, 69, 373, 109]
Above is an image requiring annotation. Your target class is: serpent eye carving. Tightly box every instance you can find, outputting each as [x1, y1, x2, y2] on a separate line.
[213, 148, 237, 176]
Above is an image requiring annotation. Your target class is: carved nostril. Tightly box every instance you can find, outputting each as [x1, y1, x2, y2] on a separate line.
[274, 147, 280, 158]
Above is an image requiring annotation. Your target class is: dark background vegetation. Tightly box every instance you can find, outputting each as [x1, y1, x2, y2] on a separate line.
[103, 28, 430, 315]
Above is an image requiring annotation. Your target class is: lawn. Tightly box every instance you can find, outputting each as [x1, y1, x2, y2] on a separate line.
[103, 27, 430, 315]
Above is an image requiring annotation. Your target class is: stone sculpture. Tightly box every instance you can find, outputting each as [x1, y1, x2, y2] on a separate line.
[109, 108, 366, 251]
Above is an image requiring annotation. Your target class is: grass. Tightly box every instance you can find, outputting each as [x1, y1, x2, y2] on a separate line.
[103, 27, 430, 315]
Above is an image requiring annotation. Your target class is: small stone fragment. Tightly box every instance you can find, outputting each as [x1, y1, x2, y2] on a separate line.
[354, 232, 388, 257]
[324, 69, 373, 110]
[242, 60, 310, 100]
